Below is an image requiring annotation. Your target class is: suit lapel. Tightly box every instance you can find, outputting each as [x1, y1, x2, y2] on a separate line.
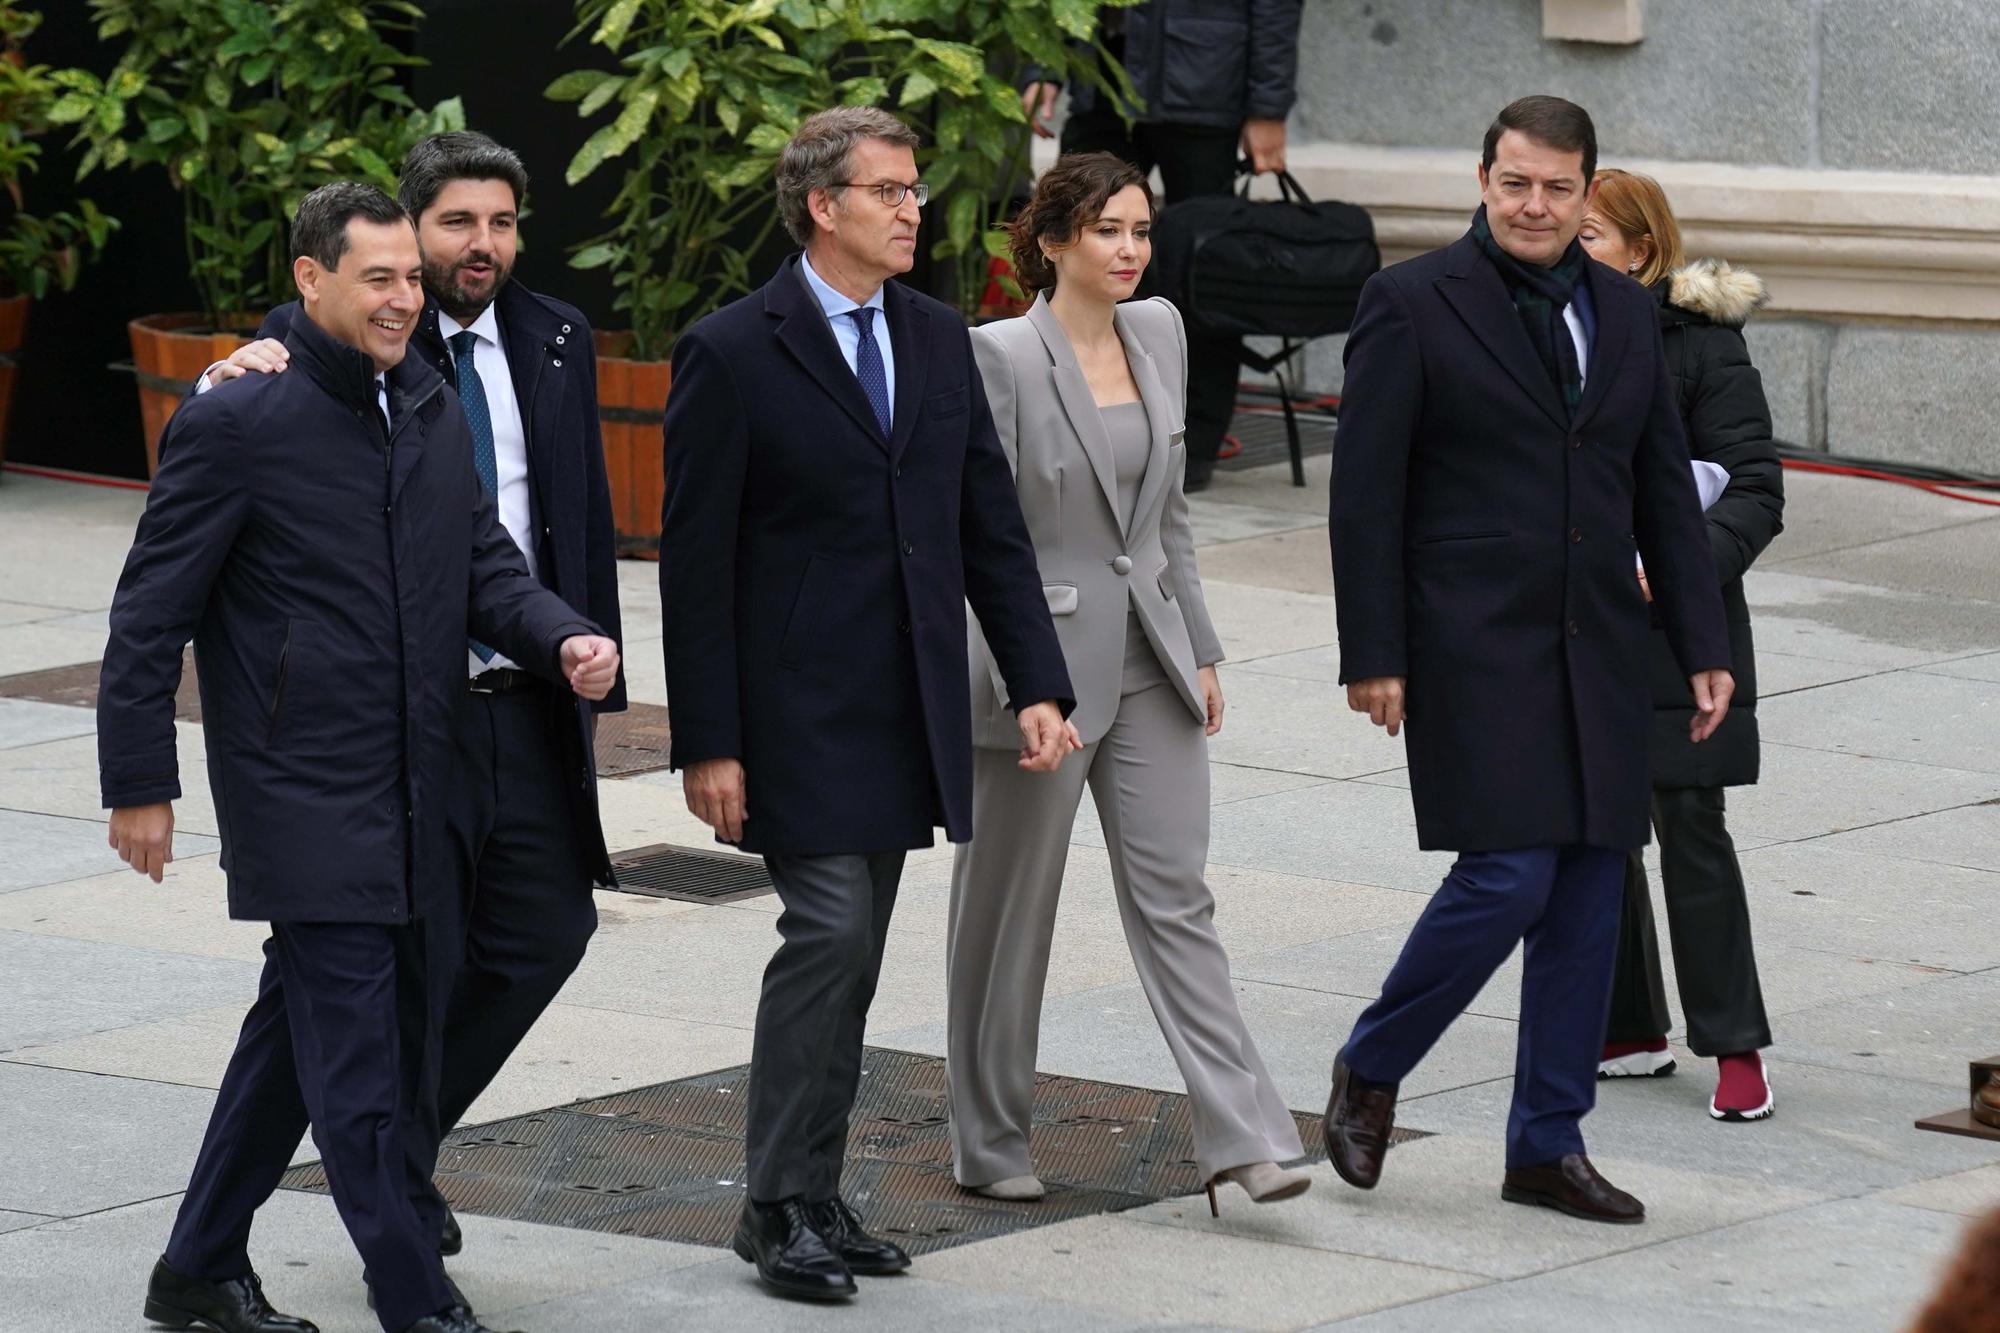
[495, 285, 557, 519]
[1026, 295, 1120, 526]
[1436, 236, 1568, 430]
[767, 256, 891, 453]
[885, 282, 928, 462]
[1117, 304, 1174, 543]
[1570, 260, 1629, 431]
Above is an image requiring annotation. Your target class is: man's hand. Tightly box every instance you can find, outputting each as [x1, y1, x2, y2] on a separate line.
[559, 635, 620, 701]
[206, 338, 290, 386]
[684, 757, 748, 844]
[1243, 116, 1288, 174]
[1636, 560, 1654, 603]
[1346, 676, 1407, 737]
[109, 802, 175, 883]
[1021, 82, 1060, 139]
[1017, 700, 1080, 772]
[1198, 665, 1225, 737]
[1689, 669, 1735, 743]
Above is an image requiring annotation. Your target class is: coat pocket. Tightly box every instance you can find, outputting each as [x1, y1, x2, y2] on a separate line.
[265, 618, 297, 745]
[778, 555, 832, 670]
[927, 385, 969, 419]
[1043, 583, 1079, 616]
[1414, 530, 1509, 546]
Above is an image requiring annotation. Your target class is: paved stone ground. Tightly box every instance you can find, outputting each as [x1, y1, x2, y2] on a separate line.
[2, 459, 1996, 1332]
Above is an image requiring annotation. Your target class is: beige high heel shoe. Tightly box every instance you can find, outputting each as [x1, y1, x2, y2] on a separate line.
[971, 1174, 1046, 1202]
[1203, 1161, 1312, 1216]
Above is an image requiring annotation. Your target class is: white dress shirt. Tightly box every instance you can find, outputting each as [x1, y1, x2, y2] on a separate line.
[799, 252, 894, 426]
[1562, 303, 1590, 386]
[440, 304, 536, 675]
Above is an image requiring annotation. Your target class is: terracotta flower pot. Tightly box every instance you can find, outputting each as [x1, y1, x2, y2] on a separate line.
[0, 294, 26, 474]
[593, 330, 672, 559]
[127, 313, 256, 477]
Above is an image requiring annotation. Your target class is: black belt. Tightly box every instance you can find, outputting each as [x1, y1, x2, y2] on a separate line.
[467, 666, 543, 695]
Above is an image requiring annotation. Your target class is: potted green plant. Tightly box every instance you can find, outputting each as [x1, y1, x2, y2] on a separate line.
[550, 0, 1134, 552]
[53, 0, 460, 474]
[0, 3, 116, 473]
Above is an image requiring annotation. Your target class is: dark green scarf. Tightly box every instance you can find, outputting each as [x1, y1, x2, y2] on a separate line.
[1470, 205, 1587, 418]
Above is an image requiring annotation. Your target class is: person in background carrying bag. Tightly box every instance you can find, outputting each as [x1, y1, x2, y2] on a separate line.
[1023, 0, 1304, 491]
[1578, 168, 1786, 1125]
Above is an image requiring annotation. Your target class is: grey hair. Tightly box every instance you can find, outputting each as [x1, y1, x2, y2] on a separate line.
[290, 181, 409, 269]
[775, 107, 922, 247]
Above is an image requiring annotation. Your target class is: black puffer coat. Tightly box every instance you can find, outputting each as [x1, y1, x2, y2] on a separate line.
[1645, 259, 1786, 788]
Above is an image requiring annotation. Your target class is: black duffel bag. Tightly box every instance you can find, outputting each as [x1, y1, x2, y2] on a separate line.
[1151, 166, 1380, 340]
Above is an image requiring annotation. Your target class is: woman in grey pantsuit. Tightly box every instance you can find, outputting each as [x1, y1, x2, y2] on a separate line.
[948, 153, 1307, 1212]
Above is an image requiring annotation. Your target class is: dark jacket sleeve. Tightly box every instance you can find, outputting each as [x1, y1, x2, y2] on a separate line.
[571, 323, 628, 712]
[465, 465, 600, 678]
[957, 326, 1076, 717]
[97, 397, 252, 808]
[1686, 325, 1785, 586]
[1248, 0, 1304, 120]
[1633, 315, 1732, 678]
[256, 304, 296, 341]
[1329, 271, 1421, 684]
[658, 327, 749, 769]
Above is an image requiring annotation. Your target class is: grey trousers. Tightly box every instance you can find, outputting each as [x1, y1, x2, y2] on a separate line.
[747, 850, 906, 1203]
[946, 665, 1301, 1187]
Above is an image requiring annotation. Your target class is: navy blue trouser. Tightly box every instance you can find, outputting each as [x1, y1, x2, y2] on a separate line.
[165, 920, 458, 1332]
[1343, 845, 1626, 1168]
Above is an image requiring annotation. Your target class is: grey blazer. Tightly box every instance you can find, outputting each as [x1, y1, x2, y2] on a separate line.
[967, 294, 1224, 749]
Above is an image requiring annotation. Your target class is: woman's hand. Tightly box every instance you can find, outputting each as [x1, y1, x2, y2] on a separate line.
[1199, 665, 1224, 736]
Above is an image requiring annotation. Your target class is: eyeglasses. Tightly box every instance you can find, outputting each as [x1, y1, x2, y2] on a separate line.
[837, 180, 929, 209]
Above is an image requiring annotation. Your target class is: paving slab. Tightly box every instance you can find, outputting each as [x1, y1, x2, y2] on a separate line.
[1184, 498, 1322, 548]
[1756, 969, 2000, 1090]
[457, 1003, 756, 1124]
[1204, 671, 1409, 780]
[0, 861, 269, 964]
[1756, 667, 2000, 774]
[6, 1002, 249, 1090]
[1759, 469, 1998, 563]
[916, 1212, 1484, 1330]
[1201, 781, 1459, 894]
[1125, 1134, 1823, 1281]
[0, 929, 260, 1056]
[1804, 801, 2000, 874]
[1918, 649, 2000, 684]
[0, 697, 97, 752]
[0, 1062, 219, 1215]
[0, 1188, 709, 1333]
[1194, 528, 1336, 595]
[1724, 743, 2000, 844]
[1319, 1197, 1972, 1333]
[1199, 453, 1332, 517]
[1766, 514, 2000, 603]
[1744, 569, 1997, 667]
[0, 600, 77, 627]
[1069, 761, 1334, 843]
[0, 721, 220, 837]
[1875, 1163, 2000, 1218]
[1400, 1057, 2000, 1197]
[1230, 642, 1342, 684]
[1753, 649, 1887, 697]
[1202, 579, 1339, 663]
[1734, 842, 2000, 972]
[0, 807, 217, 894]
[0, 1209, 53, 1236]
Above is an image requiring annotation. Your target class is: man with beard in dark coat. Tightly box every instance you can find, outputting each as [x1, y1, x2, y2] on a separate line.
[104, 182, 618, 1333]
[1319, 97, 1734, 1225]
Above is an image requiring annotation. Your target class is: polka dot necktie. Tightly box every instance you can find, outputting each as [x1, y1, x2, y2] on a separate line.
[452, 329, 499, 664]
[847, 306, 892, 439]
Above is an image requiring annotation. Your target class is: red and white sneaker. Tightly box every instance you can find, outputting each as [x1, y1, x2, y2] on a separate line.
[1711, 1051, 1775, 1122]
[1598, 1038, 1677, 1079]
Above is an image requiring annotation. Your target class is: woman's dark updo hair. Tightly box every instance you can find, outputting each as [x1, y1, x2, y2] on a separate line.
[1004, 151, 1154, 295]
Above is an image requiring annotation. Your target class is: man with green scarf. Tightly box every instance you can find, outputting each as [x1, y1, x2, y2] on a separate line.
[1319, 96, 1734, 1225]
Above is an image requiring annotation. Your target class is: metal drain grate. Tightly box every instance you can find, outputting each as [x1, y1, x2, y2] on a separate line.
[280, 1047, 1424, 1256]
[1217, 405, 1337, 471]
[591, 702, 673, 778]
[607, 842, 773, 904]
[0, 653, 202, 722]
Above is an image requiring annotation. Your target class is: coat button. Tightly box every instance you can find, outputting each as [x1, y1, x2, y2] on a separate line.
[1111, 555, 1133, 575]
[1570, 528, 1583, 543]
[1567, 620, 1580, 637]
[1569, 436, 1581, 449]
[894, 466, 903, 478]
[555, 335, 566, 345]
[562, 324, 571, 333]
[898, 620, 910, 635]
[553, 358, 563, 367]
[902, 541, 914, 556]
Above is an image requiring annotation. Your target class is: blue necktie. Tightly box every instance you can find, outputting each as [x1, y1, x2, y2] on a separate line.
[847, 306, 892, 439]
[452, 330, 499, 665]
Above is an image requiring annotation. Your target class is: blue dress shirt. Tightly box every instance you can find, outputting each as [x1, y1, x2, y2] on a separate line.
[799, 252, 895, 428]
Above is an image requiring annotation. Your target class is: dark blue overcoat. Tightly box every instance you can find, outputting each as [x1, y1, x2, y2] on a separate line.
[98, 312, 598, 922]
[1330, 233, 1732, 852]
[659, 256, 1074, 855]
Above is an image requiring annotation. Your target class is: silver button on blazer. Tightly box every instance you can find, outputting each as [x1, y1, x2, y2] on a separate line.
[965, 293, 1225, 748]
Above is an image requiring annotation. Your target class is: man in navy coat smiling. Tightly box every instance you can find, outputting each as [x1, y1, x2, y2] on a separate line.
[100, 182, 618, 1333]
[1320, 97, 1734, 1227]
[660, 107, 1076, 1302]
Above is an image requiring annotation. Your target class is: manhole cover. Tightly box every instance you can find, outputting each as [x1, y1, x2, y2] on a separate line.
[607, 842, 773, 904]
[0, 653, 201, 722]
[280, 1048, 1423, 1256]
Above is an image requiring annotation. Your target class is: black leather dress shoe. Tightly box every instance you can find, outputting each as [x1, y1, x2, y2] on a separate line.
[807, 1196, 911, 1276]
[143, 1256, 319, 1333]
[731, 1197, 856, 1300]
[1501, 1153, 1646, 1224]
[396, 1310, 521, 1333]
[1322, 1054, 1398, 1190]
[439, 1205, 463, 1257]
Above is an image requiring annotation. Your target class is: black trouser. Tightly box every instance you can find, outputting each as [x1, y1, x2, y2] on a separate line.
[165, 917, 460, 1333]
[435, 681, 597, 1135]
[1603, 786, 1773, 1057]
[1062, 106, 1243, 480]
[746, 851, 906, 1203]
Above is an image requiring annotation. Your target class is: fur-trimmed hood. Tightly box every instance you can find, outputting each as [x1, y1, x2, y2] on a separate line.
[1663, 258, 1768, 329]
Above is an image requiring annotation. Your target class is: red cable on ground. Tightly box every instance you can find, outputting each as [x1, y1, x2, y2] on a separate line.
[1780, 458, 2000, 508]
[2, 462, 150, 491]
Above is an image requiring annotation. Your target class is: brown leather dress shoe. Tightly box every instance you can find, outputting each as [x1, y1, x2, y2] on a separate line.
[1322, 1054, 1397, 1190]
[1501, 1154, 1645, 1224]
[1973, 1072, 2000, 1130]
